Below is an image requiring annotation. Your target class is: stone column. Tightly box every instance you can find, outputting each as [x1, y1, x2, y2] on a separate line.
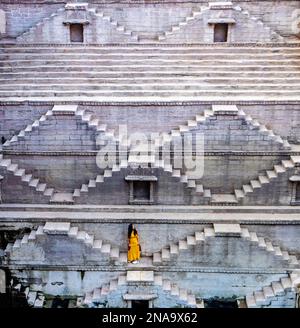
[0, 10, 6, 35]
[0, 269, 5, 293]
[0, 175, 3, 203]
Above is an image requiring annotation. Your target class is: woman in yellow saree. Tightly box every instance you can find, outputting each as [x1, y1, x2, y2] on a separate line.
[127, 224, 141, 264]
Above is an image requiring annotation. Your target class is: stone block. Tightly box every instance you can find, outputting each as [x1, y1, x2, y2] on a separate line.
[213, 224, 242, 237]
[43, 222, 71, 235]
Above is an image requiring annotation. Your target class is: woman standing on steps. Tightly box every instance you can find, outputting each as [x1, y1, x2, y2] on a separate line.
[127, 224, 141, 264]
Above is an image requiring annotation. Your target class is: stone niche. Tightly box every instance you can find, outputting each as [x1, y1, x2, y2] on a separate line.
[63, 2, 90, 43]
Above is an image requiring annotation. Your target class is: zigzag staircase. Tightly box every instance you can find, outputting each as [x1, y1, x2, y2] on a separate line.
[4, 222, 125, 264]
[16, 7, 65, 42]
[240, 272, 300, 308]
[82, 271, 204, 308]
[153, 224, 299, 268]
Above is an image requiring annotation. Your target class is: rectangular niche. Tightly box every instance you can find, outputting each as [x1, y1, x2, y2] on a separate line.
[213, 23, 228, 42]
[133, 181, 151, 201]
[70, 23, 84, 43]
[126, 175, 157, 205]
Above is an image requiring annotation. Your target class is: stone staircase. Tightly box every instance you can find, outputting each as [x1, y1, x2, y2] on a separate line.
[243, 272, 300, 308]
[153, 224, 299, 268]
[240, 227, 299, 267]
[233, 4, 284, 42]
[3, 104, 115, 150]
[83, 271, 204, 308]
[87, 8, 138, 42]
[0, 153, 54, 201]
[16, 7, 65, 43]
[1, 104, 117, 204]
[14, 2, 284, 44]
[11, 281, 45, 308]
[4, 222, 125, 264]
[155, 104, 290, 151]
[158, 7, 208, 41]
[233, 156, 299, 204]
[1, 44, 299, 101]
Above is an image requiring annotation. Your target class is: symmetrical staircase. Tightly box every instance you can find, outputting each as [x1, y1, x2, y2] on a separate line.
[16, 7, 65, 42]
[83, 271, 204, 308]
[233, 156, 299, 203]
[0, 153, 54, 201]
[244, 272, 300, 308]
[4, 222, 125, 264]
[153, 224, 299, 268]
[87, 8, 138, 42]
[158, 8, 208, 41]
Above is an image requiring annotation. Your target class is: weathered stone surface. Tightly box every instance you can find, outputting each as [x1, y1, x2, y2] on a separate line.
[0, 269, 5, 293]
[43, 222, 70, 234]
[213, 223, 242, 236]
[0, 9, 6, 35]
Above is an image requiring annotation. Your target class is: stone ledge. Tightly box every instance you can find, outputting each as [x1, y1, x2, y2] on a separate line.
[43, 221, 70, 234]
[123, 293, 157, 301]
[127, 270, 154, 282]
[2, 43, 300, 49]
[213, 223, 241, 237]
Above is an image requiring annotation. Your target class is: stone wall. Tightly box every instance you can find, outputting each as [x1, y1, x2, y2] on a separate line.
[4, 221, 300, 258]
[1, 1, 297, 42]
[2, 103, 299, 142]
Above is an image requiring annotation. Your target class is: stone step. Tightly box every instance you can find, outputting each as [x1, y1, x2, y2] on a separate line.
[3, 59, 300, 67]
[162, 279, 171, 291]
[2, 84, 300, 93]
[179, 288, 188, 301]
[243, 184, 253, 194]
[153, 252, 162, 264]
[249, 232, 259, 243]
[28, 230, 36, 241]
[280, 277, 293, 290]
[289, 255, 298, 265]
[170, 285, 179, 296]
[241, 228, 250, 239]
[3, 46, 300, 54]
[274, 165, 285, 174]
[265, 241, 275, 252]
[204, 227, 215, 238]
[271, 281, 284, 295]
[4, 53, 299, 60]
[4, 77, 300, 85]
[154, 275, 163, 286]
[83, 291, 92, 305]
[273, 246, 283, 256]
[178, 240, 188, 250]
[266, 170, 277, 179]
[186, 235, 196, 246]
[161, 248, 171, 261]
[257, 237, 267, 248]
[92, 287, 101, 301]
[263, 286, 275, 299]
[101, 243, 111, 254]
[195, 231, 205, 243]
[254, 291, 267, 305]
[245, 294, 257, 308]
[170, 243, 179, 255]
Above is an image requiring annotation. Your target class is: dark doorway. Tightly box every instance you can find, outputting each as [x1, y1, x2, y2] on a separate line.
[204, 298, 237, 308]
[133, 181, 150, 201]
[214, 24, 228, 42]
[296, 183, 300, 201]
[70, 24, 84, 43]
[131, 300, 149, 310]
